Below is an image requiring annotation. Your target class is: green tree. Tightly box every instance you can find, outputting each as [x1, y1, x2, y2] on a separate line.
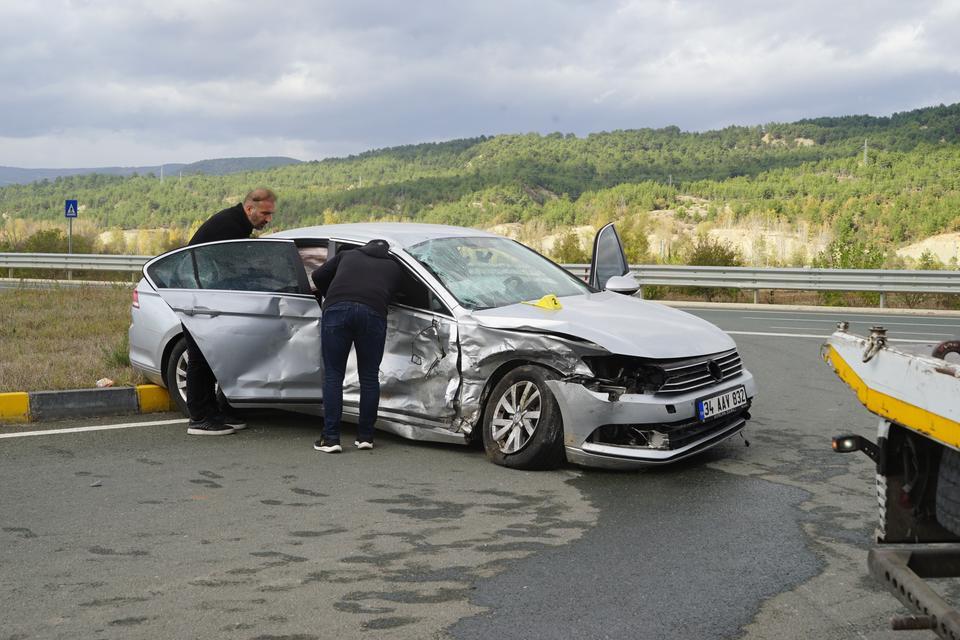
[686, 235, 743, 267]
[551, 230, 589, 263]
[678, 235, 742, 301]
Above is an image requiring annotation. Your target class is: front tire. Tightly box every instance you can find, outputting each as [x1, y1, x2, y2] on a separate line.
[164, 336, 190, 417]
[482, 365, 565, 470]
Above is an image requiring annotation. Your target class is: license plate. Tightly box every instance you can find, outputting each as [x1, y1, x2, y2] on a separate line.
[696, 385, 748, 421]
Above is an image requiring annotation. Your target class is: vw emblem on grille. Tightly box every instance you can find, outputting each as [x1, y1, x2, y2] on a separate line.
[707, 360, 724, 381]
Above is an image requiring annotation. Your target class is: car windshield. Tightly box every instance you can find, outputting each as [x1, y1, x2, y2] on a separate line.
[407, 237, 591, 310]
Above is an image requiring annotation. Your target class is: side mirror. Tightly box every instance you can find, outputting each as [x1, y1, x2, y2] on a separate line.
[604, 274, 640, 295]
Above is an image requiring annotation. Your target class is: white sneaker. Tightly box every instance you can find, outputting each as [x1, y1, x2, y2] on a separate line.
[314, 439, 342, 453]
[354, 441, 374, 450]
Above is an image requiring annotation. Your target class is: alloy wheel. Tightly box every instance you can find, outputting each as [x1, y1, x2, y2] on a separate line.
[490, 381, 542, 454]
[176, 350, 188, 405]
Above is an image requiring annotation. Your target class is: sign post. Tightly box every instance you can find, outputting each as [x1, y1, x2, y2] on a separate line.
[64, 199, 78, 252]
[65, 199, 78, 279]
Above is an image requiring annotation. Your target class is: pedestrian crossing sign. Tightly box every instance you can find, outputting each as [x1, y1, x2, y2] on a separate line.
[65, 200, 78, 218]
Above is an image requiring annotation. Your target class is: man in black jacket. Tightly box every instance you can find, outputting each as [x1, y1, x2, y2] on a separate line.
[311, 239, 402, 452]
[184, 188, 276, 436]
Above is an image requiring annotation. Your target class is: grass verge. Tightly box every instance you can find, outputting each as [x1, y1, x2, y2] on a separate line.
[0, 285, 144, 392]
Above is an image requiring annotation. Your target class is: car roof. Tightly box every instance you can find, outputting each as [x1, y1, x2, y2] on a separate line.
[267, 222, 501, 248]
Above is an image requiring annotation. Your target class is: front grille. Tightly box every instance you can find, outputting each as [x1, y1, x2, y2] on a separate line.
[587, 406, 750, 451]
[656, 348, 743, 395]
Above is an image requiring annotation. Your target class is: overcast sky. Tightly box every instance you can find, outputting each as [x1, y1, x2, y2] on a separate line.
[2, 0, 959, 168]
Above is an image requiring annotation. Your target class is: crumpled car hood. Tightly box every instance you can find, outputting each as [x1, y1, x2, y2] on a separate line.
[469, 291, 736, 359]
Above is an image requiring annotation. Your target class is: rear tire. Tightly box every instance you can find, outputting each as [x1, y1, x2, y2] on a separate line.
[936, 447, 960, 537]
[164, 336, 190, 418]
[482, 365, 565, 470]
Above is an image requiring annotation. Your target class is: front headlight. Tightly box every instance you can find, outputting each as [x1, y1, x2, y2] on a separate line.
[581, 355, 666, 393]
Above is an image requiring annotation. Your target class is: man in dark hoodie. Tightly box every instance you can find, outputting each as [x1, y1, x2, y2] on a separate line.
[311, 239, 402, 453]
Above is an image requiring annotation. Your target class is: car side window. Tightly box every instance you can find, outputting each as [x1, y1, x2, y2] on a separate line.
[296, 242, 329, 292]
[591, 224, 629, 290]
[146, 249, 197, 289]
[395, 267, 452, 316]
[194, 243, 302, 293]
[147, 241, 304, 294]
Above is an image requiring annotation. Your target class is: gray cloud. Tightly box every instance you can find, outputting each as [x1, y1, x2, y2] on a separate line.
[2, 0, 959, 166]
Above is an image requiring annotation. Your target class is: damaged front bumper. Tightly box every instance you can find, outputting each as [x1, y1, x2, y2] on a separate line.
[547, 371, 757, 470]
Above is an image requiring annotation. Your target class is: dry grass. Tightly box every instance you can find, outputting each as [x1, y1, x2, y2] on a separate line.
[0, 285, 144, 392]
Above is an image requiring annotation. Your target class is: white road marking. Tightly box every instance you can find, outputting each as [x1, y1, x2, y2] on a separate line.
[767, 326, 952, 337]
[748, 317, 960, 328]
[725, 330, 936, 343]
[0, 418, 187, 439]
[705, 308, 946, 318]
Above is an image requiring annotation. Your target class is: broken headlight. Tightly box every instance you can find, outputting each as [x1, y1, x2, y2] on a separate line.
[581, 355, 667, 394]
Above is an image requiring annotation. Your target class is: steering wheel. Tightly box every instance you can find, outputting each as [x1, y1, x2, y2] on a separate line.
[504, 275, 524, 293]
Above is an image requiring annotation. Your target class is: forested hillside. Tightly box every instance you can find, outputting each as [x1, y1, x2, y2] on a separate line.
[1, 103, 958, 267]
[0, 156, 301, 187]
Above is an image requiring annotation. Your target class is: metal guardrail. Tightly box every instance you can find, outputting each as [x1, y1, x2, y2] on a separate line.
[1, 253, 957, 306]
[0, 252, 149, 272]
[560, 264, 960, 307]
[0, 252, 149, 281]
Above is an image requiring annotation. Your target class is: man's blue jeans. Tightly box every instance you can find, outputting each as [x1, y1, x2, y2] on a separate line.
[321, 302, 388, 444]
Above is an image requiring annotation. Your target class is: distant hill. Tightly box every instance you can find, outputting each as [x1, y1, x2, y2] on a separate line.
[0, 156, 302, 186]
[1, 103, 959, 267]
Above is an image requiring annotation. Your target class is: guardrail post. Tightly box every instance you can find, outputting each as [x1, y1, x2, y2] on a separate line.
[753, 289, 759, 304]
[637, 286, 644, 300]
[880, 291, 886, 309]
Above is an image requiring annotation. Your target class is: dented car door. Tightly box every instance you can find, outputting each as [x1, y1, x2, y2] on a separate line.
[144, 239, 323, 406]
[373, 306, 460, 433]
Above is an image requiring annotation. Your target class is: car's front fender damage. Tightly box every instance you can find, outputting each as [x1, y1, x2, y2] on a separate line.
[451, 318, 756, 469]
[453, 321, 605, 435]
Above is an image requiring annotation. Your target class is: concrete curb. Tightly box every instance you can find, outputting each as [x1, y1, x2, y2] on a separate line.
[0, 385, 175, 424]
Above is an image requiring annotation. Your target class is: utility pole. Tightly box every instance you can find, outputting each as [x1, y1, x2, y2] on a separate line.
[160, 165, 164, 182]
[863, 139, 868, 165]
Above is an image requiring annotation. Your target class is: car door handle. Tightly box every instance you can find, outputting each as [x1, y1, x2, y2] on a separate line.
[183, 306, 220, 317]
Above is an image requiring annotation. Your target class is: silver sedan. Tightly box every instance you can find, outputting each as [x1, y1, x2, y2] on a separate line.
[129, 222, 756, 470]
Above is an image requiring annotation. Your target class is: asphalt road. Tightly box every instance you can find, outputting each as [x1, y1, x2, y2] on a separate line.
[3, 306, 960, 639]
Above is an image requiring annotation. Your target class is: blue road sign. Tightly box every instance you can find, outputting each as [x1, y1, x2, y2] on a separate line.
[65, 199, 78, 218]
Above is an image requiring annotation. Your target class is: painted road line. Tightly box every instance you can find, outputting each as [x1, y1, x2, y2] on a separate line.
[745, 317, 960, 328]
[0, 418, 188, 439]
[713, 309, 959, 320]
[767, 326, 952, 336]
[726, 330, 936, 343]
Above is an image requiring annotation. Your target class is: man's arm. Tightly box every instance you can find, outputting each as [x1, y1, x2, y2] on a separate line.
[310, 253, 342, 297]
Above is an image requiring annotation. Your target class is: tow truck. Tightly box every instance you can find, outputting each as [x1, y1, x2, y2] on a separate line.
[823, 323, 960, 637]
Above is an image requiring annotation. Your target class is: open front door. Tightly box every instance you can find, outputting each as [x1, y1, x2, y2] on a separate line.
[144, 239, 322, 405]
[588, 222, 630, 290]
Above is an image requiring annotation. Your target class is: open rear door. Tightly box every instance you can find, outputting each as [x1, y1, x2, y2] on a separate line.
[143, 239, 322, 405]
[588, 222, 630, 290]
